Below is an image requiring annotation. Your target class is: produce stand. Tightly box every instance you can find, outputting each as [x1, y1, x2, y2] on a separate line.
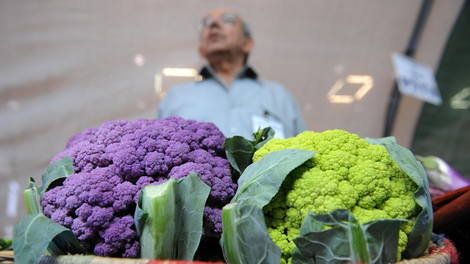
[6, 122, 465, 264]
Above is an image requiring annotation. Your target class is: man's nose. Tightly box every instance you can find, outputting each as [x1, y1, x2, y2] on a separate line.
[209, 17, 221, 28]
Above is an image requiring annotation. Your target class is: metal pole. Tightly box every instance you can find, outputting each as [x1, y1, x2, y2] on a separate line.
[383, 0, 435, 137]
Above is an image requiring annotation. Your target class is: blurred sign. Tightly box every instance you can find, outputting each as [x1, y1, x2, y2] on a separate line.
[392, 53, 442, 105]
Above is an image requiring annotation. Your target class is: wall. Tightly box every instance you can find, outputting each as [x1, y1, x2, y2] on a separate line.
[0, 0, 464, 238]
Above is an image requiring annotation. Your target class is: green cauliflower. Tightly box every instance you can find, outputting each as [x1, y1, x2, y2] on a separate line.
[252, 130, 421, 264]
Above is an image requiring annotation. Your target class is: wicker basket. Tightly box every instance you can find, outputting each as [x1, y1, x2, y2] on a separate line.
[1, 234, 458, 264]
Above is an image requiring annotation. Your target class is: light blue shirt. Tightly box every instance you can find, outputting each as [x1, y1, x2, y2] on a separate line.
[157, 66, 306, 138]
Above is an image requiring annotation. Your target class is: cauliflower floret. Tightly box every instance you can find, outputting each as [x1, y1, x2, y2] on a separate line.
[254, 129, 420, 263]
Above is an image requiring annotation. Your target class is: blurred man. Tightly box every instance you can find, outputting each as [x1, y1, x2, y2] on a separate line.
[157, 8, 306, 138]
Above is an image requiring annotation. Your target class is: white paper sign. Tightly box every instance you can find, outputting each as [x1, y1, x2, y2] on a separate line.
[392, 52, 442, 105]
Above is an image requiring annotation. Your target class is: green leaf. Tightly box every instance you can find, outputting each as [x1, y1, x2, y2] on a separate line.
[232, 148, 315, 208]
[291, 248, 315, 264]
[136, 173, 210, 260]
[23, 178, 42, 215]
[379, 140, 433, 259]
[223, 127, 275, 174]
[223, 135, 254, 174]
[221, 204, 243, 264]
[292, 210, 403, 264]
[0, 237, 12, 251]
[174, 172, 211, 260]
[134, 192, 148, 238]
[12, 213, 86, 264]
[253, 126, 276, 150]
[221, 203, 281, 264]
[38, 156, 75, 196]
[23, 157, 74, 216]
[365, 136, 396, 145]
[138, 178, 177, 259]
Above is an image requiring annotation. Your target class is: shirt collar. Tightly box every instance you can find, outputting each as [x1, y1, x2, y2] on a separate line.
[199, 65, 258, 81]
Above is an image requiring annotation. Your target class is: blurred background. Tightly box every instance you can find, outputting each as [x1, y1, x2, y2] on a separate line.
[1, 0, 469, 239]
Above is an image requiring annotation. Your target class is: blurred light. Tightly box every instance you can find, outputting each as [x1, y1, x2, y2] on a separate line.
[328, 75, 373, 104]
[347, 75, 373, 100]
[327, 79, 345, 97]
[330, 96, 355, 104]
[328, 79, 353, 104]
[154, 73, 165, 98]
[6, 181, 19, 218]
[7, 100, 20, 110]
[451, 87, 470, 109]
[133, 54, 145, 67]
[162, 68, 198, 77]
[195, 75, 203, 81]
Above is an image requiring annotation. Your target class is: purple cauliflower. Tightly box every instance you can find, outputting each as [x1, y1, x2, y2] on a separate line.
[41, 117, 237, 258]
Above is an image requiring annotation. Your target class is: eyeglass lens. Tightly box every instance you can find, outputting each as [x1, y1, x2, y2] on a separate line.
[202, 12, 236, 28]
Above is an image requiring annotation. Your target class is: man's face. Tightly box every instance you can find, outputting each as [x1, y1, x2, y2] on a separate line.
[199, 9, 252, 59]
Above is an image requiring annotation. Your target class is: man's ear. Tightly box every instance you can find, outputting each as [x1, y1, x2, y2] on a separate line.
[242, 37, 254, 54]
[199, 46, 207, 59]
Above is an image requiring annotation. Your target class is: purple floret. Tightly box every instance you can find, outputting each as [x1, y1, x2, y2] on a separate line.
[50, 207, 73, 227]
[203, 207, 223, 235]
[41, 167, 140, 255]
[65, 127, 98, 150]
[143, 152, 168, 175]
[112, 182, 139, 211]
[71, 217, 95, 244]
[95, 215, 137, 257]
[41, 117, 237, 258]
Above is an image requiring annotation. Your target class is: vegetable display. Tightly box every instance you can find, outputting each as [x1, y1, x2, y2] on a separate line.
[222, 148, 315, 264]
[12, 121, 436, 264]
[35, 117, 236, 258]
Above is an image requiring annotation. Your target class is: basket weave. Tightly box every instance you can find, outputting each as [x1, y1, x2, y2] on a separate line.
[2, 235, 457, 264]
[396, 253, 450, 264]
[36, 254, 452, 264]
[0, 252, 453, 264]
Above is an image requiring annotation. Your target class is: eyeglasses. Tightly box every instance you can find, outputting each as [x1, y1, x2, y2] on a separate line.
[201, 12, 237, 29]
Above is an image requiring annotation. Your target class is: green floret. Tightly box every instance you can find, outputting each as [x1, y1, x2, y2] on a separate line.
[254, 129, 420, 264]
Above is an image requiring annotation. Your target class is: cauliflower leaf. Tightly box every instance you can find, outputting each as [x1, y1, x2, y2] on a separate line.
[232, 148, 315, 208]
[377, 140, 433, 259]
[221, 203, 281, 264]
[224, 127, 275, 174]
[292, 209, 403, 264]
[135, 172, 210, 260]
[13, 213, 87, 264]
